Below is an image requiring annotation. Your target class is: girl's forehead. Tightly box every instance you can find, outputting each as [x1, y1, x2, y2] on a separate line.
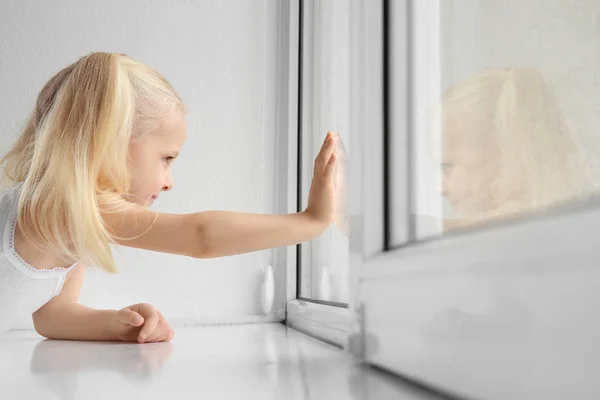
[154, 108, 187, 144]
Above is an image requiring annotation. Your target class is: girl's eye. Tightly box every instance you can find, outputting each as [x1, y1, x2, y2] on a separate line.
[164, 157, 175, 164]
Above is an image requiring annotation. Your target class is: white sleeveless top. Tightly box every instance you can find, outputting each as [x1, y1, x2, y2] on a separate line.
[0, 184, 77, 336]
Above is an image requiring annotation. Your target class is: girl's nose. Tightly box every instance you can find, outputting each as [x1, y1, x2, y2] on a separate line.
[163, 173, 174, 192]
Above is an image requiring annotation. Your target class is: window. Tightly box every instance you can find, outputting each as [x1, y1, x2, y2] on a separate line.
[397, 0, 600, 242]
[353, 1, 600, 399]
[283, 0, 355, 348]
[298, 0, 351, 305]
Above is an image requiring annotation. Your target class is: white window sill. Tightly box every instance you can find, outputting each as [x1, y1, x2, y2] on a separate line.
[285, 299, 355, 348]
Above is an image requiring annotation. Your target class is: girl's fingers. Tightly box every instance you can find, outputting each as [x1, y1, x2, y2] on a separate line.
[315, 133, 334, 165]
[165, 329, 175, 342]
[323, 135, 336, 177]
[138, 313, 160, 342]
[317, 133, 336, 175]
[144, 311, 173, 343]
[326, 133, 336, 155]
[324, 152, 337, 181]
[145, 323, 174, 343]
[144, 328, 165, 343]
[118, 309, 144, 327]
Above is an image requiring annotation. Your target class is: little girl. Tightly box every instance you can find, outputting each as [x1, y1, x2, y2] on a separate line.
[0, 52, 338, 343]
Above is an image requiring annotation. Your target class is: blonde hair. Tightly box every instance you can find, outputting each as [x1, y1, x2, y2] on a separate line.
[0, 52, 184, 273]
[442, 68, 592, 224]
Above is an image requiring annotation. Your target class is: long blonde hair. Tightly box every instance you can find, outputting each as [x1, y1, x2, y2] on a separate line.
[442, 68, 592, 224]
[0, 52, 184, 273]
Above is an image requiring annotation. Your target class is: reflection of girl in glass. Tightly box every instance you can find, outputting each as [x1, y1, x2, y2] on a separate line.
[441, 68, 593, 231]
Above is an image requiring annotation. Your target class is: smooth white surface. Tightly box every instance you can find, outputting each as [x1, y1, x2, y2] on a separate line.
[0, 0, 287, 323]
[286, 300, 354, 347]
[0, 324, 446, 400]
[358, 200, 600, 400]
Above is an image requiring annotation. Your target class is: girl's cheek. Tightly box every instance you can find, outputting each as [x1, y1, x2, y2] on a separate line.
[156, 168, 166, 191]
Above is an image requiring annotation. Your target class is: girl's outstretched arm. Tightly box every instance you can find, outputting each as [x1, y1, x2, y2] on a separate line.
[106, 132, 338, 258]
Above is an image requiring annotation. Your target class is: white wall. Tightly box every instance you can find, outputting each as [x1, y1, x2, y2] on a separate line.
[0, 0, 289, 324]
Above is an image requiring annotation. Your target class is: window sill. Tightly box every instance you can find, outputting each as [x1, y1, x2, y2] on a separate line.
[285, 299, 355, 348]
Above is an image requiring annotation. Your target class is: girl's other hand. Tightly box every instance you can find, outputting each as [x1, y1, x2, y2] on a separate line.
[113, 303, 175, 343]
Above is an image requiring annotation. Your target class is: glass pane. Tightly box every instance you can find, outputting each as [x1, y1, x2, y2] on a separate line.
[408, 0, 600, 239]
[300, 0, 351, 303]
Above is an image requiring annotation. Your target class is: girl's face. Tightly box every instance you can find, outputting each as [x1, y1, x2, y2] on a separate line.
[127, 107, 187, 207]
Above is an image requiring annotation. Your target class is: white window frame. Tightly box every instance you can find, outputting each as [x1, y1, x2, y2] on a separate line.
[282, 0, 355, 348]
[271, 0, 300, 307]
[350, 1, 600, 399]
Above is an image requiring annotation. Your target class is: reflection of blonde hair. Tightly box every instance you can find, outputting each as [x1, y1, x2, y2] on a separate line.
[0, 53, 184, 273]
[443, 68, 591, 222]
